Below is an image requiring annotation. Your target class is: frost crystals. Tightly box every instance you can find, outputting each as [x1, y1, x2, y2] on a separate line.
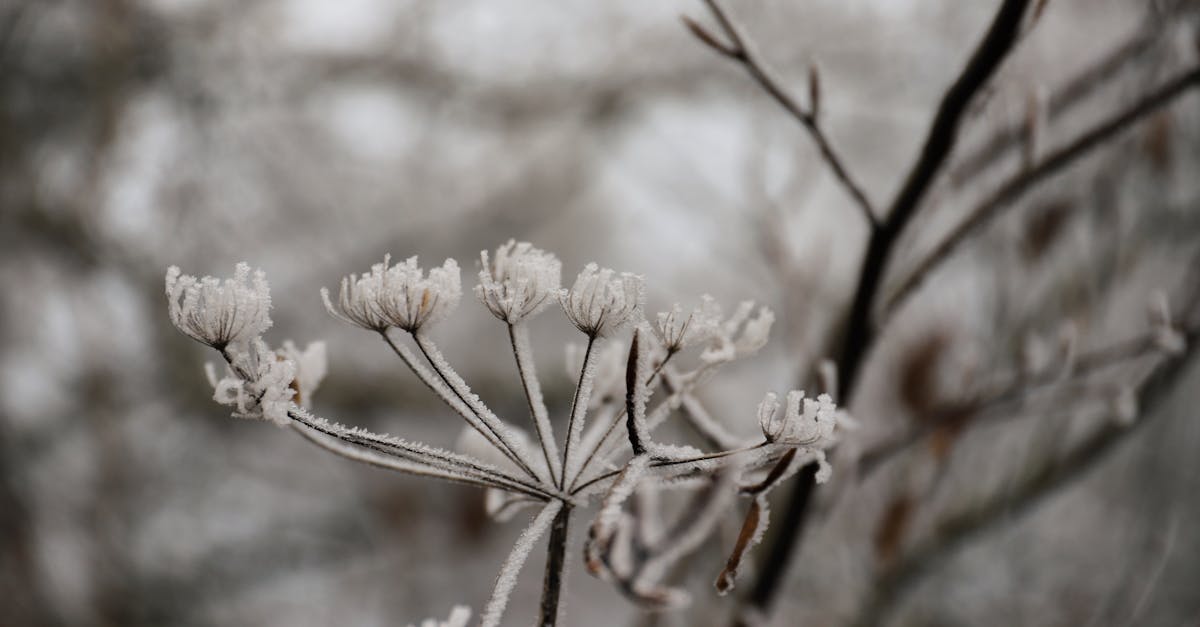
[560, 263, 645, 338]
[166, 263, 271, 349]
[476, 240, 562, 323]
[322, 255, 461, 332]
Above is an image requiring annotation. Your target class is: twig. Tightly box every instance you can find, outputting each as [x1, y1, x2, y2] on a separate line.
[539, 504, 573, 627]
[685, 0, 877, 227]
[948, 23, 1161, 184]
[885, 65, 1200, 317]
[857, 333, 1162, 478]
[509, 323, 563, 487]
[741, 0, 1035, 618]
[561, 335, 598, 488]
[852, 329, 1199, 627]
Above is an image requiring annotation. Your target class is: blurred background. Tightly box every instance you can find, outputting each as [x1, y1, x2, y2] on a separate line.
[2, 0, 1199, 625]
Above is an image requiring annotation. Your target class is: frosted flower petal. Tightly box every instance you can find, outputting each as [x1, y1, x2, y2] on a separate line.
[560, 263, 644, 338]
[475, 240, 562, 323]
[654, 295, 722, 353]
[166, 263, 271, 348]
[323, 255, 461, 332]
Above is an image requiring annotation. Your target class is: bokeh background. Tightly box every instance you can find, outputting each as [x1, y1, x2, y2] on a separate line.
[2, 0, 1199, 625]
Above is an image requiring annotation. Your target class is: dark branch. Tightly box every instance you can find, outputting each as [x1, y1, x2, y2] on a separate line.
[687, 0, 877, 227]
[739, 0, 1035, 618]
[853, 329, 1199, 627]
[886, 65, 1200, 316]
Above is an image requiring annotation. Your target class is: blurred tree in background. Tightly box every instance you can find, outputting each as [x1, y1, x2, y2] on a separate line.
[2, 0, 1199, 625]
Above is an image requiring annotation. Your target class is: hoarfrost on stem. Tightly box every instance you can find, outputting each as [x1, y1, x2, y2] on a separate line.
[166, 242, 848, 626]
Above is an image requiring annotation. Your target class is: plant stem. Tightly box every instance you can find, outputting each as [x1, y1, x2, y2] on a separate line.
[539, 504, 573, 627]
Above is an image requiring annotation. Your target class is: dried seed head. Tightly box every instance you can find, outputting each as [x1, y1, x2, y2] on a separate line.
[701, 301, 775, 364]
[323, 255, 461, 332]
[208, 338, 297, 426]
[560, 263, 645, 338]
[166, 263, 272, 349]
[475, 240, 562, 323]
[758, 390, 840, 449]
[654, 295, 722, 353]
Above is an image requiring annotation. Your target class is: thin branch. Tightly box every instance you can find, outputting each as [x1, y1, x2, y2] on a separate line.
[538, 504, 573, 627]
[510, 323, 563, 487]
[571, 443, 770, 497]
[886, 65, 1200, 316]
[413, 332, 546, 483]
[561, 335, 598, 489]
[568, 351, 678, 492]
[742, 0, 1035, 618]
[663, 366, 742, 449]
[380, 331, 541, 481]
[687, 0, 877, 227]
[948, 15, 1165, 184]
[481, 500, 565, 627]
[289, 421, 530, 494]
[858, 333, 1162, 478]
[853, 332, 1199, 627]
[287, 409, 556, 501]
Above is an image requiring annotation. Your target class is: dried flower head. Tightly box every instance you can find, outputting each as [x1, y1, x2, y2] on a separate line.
[166, 263, 272, 349]
[205, 338, 297, 426]
[701, 301, 775, 364]
[560, 263, 645, 338]
[654, 295, 722, 353]
[323, 255, 461, 332]
[476, 240, 562, 323]
[758, 390, 839, 449]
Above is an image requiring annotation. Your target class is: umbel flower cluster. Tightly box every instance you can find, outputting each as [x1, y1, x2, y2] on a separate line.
[166, 240, 844, 626]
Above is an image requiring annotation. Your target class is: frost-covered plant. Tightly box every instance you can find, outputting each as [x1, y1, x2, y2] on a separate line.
[166, 242, 844, 626]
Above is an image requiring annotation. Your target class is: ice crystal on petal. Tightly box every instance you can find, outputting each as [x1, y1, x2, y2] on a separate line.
[475, 240, 562, 323]
[560, 263, 645, 337]
[759, 390, 839, 450]
[654, 295, 722, 353]
[757, 392, 783, 442]
[166, 263, 271, 348]
[322, 256, 393, 331]
[323, 255, 461, 332]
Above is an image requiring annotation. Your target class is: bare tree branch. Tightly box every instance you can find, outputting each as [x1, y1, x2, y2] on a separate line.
[885, 65, 1200, 317]
[857, 332, 1165, 478]
[852, 327, 1199, 627]
[685, 0, 877, 227]
[738, 0, 1036, 619]
[948, 22, 1162, 184]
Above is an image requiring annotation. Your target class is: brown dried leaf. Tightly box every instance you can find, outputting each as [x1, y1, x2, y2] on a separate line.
[1143, 109, 1173, 173]
[1022, 198, 1073, 263]
[716, 498, 763, 594]
[898, 331, 951, 418]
